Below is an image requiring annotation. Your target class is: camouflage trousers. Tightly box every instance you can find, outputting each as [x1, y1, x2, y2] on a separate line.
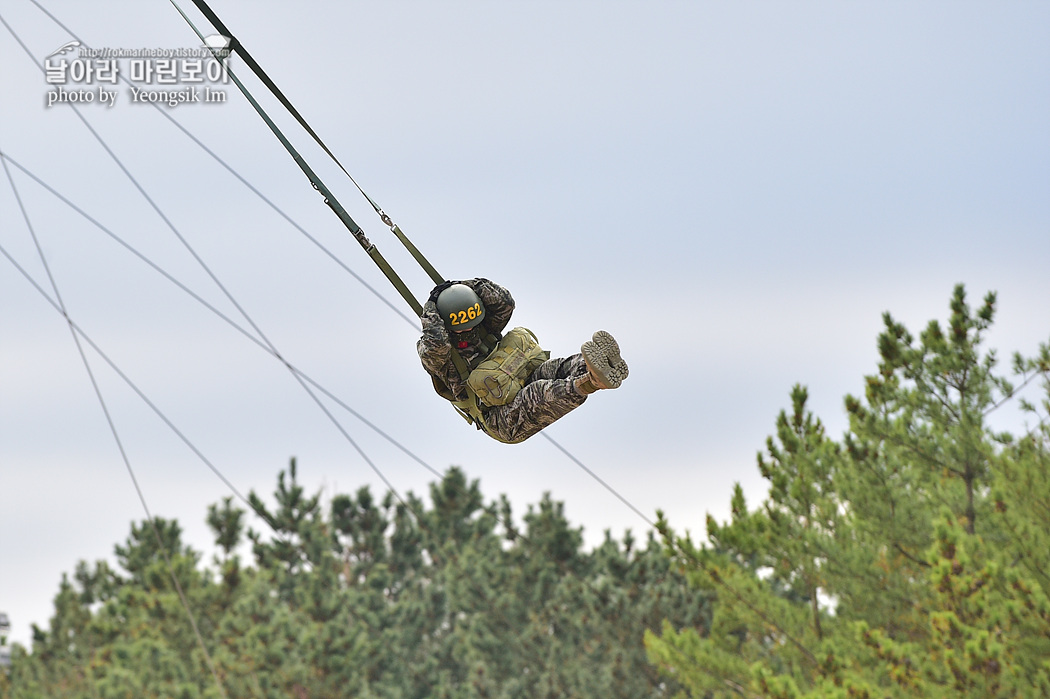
[480, 354, 589, 444]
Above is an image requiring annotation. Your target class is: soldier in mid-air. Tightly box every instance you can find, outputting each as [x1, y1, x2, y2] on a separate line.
[417, 278, 628, 444]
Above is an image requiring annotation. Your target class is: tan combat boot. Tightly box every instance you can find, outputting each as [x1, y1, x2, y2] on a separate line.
[575, 331, 629, 395]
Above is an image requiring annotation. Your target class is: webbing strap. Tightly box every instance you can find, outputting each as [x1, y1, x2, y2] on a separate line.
[188, 0, 379, 214]
[168, 0, 424, 316]
[187, 0, 443, 287]
[390, 224, 443, 285]
[448, 330, 501, 382]
[450, 350, 471, 382]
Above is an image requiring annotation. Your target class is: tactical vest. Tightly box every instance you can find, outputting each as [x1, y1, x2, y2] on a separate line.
[467, 327, 550, 407]
[433, 327, 549, 443]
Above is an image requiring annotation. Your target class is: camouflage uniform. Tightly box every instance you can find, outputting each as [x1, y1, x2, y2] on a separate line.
[417, 278, 590, 444]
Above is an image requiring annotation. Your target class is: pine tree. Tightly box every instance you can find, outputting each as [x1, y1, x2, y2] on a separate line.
[648, 285, 1050, 698]
[12, 462, 708, 697]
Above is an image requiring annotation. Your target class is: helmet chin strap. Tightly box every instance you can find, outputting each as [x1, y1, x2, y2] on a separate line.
[453, 326, 482, 346]
[450, 326, 498, 361]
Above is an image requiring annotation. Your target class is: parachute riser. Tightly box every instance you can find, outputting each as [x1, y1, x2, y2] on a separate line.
[178, 0, 447, 320]
[389, 223, 443, 285]
[174, 0, 424, 316]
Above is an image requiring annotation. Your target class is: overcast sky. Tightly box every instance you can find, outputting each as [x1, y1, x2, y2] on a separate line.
[1, 1, 1048, 648]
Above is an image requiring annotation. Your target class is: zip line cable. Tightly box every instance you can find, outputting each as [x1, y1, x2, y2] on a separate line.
[77, 100, 417, 508]
[0, 149, 444, 482]
[0, 149, 430, 520]
[21, 0, 421, 334]
[3, 11, 421, 512]
[540, 432, 656, 528]
[1, 145, 230, 699]
[0, 234, 300, 558]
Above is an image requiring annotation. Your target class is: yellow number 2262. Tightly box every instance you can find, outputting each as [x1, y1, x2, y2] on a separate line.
[449, 303, 481, 326]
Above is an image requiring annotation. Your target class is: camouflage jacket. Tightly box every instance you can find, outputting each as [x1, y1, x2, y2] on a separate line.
[417, 278, 515, 403]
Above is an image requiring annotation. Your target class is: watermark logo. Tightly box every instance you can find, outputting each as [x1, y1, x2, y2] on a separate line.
[43, 39, 233, 109]
[48, 40, 81, 58]
[202, 34, 232, 55]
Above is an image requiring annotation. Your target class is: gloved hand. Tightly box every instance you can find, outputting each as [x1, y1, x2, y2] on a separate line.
[428, 280, 458, 304]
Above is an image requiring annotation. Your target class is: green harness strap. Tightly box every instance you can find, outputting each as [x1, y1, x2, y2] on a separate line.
[433, 357, 497, 440]
[189, 0, 446, 288]
[445, 351, 483, 424]
[442, 332, 513, 443]
[175, 0, 442, 316]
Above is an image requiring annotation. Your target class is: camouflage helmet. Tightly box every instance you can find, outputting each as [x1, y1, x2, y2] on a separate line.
[436, 283, 486, 331]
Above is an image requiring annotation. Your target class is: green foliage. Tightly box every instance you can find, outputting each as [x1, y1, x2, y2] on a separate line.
[5, 464, 705, 698]
[647, 285, 1050, 697]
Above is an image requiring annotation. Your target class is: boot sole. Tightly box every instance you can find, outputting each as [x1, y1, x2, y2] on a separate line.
[582, 331, 629, 389]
